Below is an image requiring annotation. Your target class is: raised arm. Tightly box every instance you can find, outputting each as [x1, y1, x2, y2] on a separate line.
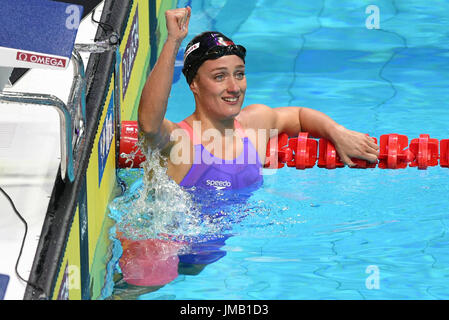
[138, 7, 191, 149]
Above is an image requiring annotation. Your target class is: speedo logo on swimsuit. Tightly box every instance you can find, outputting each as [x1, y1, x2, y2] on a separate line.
[206, 179, 231, 190]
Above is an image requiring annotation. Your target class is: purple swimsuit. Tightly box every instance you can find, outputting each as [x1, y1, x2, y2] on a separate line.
[178, 119, 263, 190]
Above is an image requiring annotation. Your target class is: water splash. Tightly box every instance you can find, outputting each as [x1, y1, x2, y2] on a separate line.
[108, 135, 282, 243]
[109, 148, 206, 241]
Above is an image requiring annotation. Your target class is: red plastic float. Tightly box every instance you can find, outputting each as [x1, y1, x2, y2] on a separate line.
[285, 132, 317, 169]
[265, 132, 289, 168]
[118, 121, 448, 170]
[408, 134, 439, 170]
[441, 139, 449, 168]
[119, 121, 146, 168]
[318, 138, 344, 169]
[318, 136, 378, 169]
[378, 134, 413, 169]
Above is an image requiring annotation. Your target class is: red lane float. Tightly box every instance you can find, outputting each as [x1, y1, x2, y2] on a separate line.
[441, 139, 449, 168]
[318, 138, 344, 169]
[119, 121, 146, 168]
[265, 132, 289, 168]
[378, 134, 412, 169]
[265, 132, 446, 170]
[317, 136, 378, 169]
[118, 121, 447, 170]
[285, 132, 317, 169]
[408, 134, 439, 170]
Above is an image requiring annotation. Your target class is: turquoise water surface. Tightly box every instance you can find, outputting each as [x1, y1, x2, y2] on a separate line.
[101, 0, 449, 299]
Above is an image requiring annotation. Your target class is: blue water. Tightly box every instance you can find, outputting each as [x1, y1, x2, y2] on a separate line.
[101, 0, 449, 299]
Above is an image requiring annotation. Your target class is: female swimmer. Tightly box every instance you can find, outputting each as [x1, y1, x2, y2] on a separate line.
[137, 7, 379, 191]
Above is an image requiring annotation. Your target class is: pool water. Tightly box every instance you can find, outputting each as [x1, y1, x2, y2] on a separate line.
[100, 0, 449, 299]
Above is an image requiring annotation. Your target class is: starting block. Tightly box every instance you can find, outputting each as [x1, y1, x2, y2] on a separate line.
[0, 0, 83, 70]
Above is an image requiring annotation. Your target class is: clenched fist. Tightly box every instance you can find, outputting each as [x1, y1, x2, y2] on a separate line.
[165, 7, 191, 43]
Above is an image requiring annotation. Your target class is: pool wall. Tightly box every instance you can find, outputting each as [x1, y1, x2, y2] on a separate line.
[24, 0, 177, 300]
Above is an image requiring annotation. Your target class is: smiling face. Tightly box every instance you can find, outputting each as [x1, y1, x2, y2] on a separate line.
[190, 55, 246, 120]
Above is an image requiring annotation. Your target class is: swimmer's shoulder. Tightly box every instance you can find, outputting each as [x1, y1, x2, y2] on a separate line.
[237, 104, 276, 131]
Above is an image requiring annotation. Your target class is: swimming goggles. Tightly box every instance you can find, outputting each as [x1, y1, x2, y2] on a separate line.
[202, 44, 246, 61]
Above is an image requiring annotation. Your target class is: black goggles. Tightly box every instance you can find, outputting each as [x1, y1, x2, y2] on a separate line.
[202, 44, 246, 61]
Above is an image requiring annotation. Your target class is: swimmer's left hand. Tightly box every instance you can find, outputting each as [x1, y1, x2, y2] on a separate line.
[331, 125, 379, 167]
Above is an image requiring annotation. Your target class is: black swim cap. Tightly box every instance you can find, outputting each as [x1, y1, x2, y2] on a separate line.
[182, 31, 246, 85]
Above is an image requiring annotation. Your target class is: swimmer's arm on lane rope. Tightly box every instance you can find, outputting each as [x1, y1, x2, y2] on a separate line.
[138, 7, 191, 151]
[295, 107, 379, 165]
[239, 104, 379, 166]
